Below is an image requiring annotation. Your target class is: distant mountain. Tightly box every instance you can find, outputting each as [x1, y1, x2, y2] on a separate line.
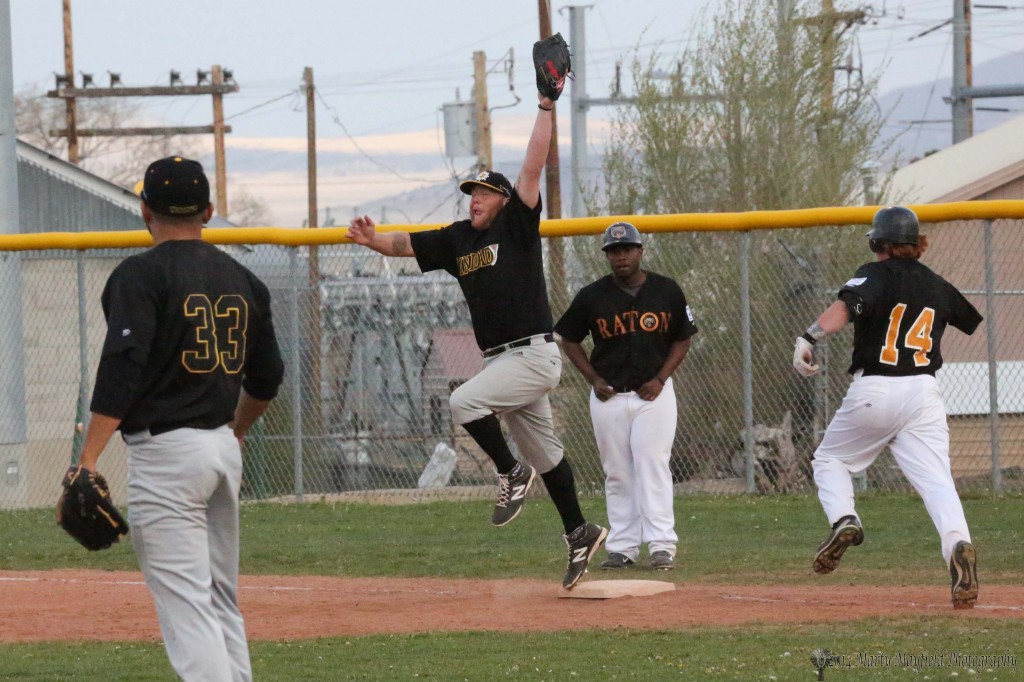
[877, 49, 1024, 170]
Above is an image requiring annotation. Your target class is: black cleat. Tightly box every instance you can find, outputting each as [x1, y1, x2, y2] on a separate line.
[562, 522, 608, 589]
[491, 461, 536, 527]
[813, 515, 864, 574]
[600, 552, 635, 570]
[950, 540, 978, 610]
[650, 550, 675, 571]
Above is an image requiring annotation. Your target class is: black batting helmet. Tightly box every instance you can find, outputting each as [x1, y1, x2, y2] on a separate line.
[867, 206, 919, 246]
[601, 222, 642, 251]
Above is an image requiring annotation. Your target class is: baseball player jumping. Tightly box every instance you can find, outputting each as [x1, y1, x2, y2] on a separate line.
[793, 206, 982, 609]
[347, 37, 606, 590]
[556, 222, 697, 571]
[75, 156, 285, 679]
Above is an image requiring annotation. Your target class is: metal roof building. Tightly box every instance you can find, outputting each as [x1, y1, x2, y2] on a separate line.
[15, 139, 234, 232]
[887, 114, 1024, 203]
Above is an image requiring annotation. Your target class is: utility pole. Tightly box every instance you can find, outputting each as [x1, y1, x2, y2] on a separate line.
[948, 0, 1024, 143]
[211, 65, 228, 216]
[48, 67, 239, 214]
[472, 51, 492, 171]
[537, 0, 562, 220]
[61, 0, 79, 164]
[952, 0, 973, 143]
[567, 5, 588, 218]
[796, 1, 866, 116]
[304, 66, 322, 434]
[538, 0, 567, 314]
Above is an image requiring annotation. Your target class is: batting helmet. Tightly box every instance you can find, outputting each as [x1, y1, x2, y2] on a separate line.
[601, 222, 643, 251]
[867, 206, 919, 246]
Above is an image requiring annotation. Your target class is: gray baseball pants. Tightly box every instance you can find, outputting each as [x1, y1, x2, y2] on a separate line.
[124, 426, 251, 682]
[449, 339, 564, 474]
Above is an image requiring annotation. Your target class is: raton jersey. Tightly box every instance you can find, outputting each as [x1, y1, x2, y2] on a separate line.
[411, 190, 552, 351]
[838, 259, 982, 377]
[90, 240, 284, 434]
[554, 272, 697, 389]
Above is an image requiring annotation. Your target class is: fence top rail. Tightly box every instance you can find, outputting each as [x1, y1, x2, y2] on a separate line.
[5, 200, 1024, 252]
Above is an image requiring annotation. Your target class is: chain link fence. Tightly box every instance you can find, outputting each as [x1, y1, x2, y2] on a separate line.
[1, 217, 1021, 509]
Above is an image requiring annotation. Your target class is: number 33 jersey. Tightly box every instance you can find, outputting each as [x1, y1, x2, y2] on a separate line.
[838, 259, 982, 377]
[91, 240, 284, 433]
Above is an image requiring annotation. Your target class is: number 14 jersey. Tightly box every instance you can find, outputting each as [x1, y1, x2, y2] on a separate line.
[838, 259, 982, 377]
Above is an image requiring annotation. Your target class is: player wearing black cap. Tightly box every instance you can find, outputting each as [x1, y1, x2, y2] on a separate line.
[556, 222, 697, 571]
[793, 205, 982, 609]
[348, 69, 606, 590]
[75, 156, 285, 679]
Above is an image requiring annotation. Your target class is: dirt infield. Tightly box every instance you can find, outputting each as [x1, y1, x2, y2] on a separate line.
[2, 569, 1021, 643]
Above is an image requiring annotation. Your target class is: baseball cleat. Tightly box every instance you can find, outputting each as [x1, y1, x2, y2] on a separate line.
[650, 550, 675, 571]
[813, 515, 864, 574]
[950, 540, 978, 610]
[562, 522, 608, 589]
[600, 552, 635, 570]
[491, 461, 536, 527]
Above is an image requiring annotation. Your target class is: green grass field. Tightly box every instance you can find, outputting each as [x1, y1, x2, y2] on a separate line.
[2, 493, 1021, 680]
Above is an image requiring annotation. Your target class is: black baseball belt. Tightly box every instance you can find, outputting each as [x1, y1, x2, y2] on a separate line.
[482, 333, 554, 358]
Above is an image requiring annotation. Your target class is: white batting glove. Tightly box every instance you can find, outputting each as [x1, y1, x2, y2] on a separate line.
[793, 337, 819, 377]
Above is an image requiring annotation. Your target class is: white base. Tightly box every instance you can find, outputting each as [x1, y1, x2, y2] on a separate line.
[559, 579, 676, 599]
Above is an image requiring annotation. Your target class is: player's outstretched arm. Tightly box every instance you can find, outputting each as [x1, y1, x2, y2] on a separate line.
[348, 215, 414, 257]
[515, 94, 554, 211]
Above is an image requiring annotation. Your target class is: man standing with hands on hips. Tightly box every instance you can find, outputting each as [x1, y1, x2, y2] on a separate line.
[73, 156, 285, 680]
[348, 34, 607, 590]
[556, 222, 697, 571]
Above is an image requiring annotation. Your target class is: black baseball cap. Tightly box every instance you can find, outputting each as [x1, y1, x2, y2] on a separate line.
[459, 170, 512, 198]
[140, 156, 211, 217]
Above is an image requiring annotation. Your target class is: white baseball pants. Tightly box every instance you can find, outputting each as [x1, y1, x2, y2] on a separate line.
[124, 426, 251, 682]
[590, 379, 678, 559]
[449, 341, 565, 473]
[813, 372, 971, 564]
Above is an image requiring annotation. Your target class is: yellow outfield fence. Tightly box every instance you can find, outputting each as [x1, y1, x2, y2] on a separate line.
[3, 200, 1024, 251]
[1, 201, 1022, 509]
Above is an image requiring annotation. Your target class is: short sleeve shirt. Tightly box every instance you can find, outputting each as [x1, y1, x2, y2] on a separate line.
[838, 259, 982, 376]
[554, 271, 697, 388]
[410, 190, 552, 351]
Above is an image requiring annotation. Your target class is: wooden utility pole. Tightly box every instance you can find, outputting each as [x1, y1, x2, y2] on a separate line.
[952, 0, 974, 141]
[48, 65, 239, 211]
[472, 51, 492, 171]
[211, 65, 228, 217]
[796, 1, 866, 117]
[304, 66, 323, 433]
[61, 0, 79, 164]
[538, 0, 566, 314]
[537, 0, 562, 220]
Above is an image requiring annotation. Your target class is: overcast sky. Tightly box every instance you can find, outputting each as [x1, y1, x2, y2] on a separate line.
[9, 1, 1024, 224]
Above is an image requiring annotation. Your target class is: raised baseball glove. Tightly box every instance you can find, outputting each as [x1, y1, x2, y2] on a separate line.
[533, 33, 571, 101]
[56, 466, 129, 551]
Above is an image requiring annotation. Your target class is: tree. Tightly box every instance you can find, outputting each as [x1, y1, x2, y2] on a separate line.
[577, 0, 889, 485]
[228, 185, 276, 226]
[15, 85, 200, 188]
[599, 0, 884, 215]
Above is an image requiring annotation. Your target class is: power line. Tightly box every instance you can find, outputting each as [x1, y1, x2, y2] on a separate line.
[314, 88, 441, 185]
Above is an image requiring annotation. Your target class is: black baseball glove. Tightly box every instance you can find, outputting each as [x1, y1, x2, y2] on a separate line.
[57, 466, 129, 551]
[533, 33, 571, 101]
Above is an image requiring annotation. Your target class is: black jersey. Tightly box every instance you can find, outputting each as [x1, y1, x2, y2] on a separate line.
[838, 259, 982, 377]
[554, 271, 697, 389]
[90, 240, 284, 434]
[410, 190, 551, 351]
